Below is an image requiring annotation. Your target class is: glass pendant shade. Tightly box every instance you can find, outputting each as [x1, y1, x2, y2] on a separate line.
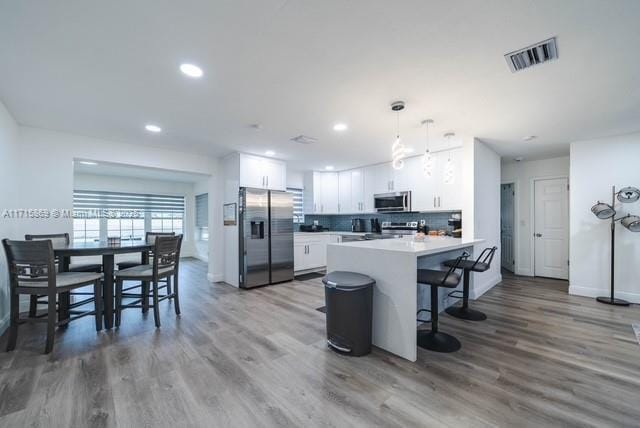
[442, 132, 455, 184]
[617, 187, 640, 203]
[423, 150, 433, 177]
[591, 202, 616, 219]
[621, 214, 640, 232]
[391, 136, 405, 170]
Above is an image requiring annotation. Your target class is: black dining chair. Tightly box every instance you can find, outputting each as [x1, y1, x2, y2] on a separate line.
[416, 251, 469, 353]
[25, 233, 102, 318]
[2, 239, 103, 354]
[115, 235, 183, 328]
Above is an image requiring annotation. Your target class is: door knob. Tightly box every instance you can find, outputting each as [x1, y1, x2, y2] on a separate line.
[534, 233, 542, 237]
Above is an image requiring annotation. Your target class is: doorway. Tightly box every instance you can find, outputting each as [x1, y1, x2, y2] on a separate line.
[533, 177, 569, 280]
[500, 183, 515, 272]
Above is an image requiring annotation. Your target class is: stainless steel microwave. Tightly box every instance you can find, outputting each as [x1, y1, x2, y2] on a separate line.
[374, 191, 411, 212]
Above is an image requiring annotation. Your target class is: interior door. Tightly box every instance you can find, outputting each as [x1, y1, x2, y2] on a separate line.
[269, 191, 293, 283]
[534, 178, 569, 279]
[241, 188, 270, 288]
[500, 183, 515, 272]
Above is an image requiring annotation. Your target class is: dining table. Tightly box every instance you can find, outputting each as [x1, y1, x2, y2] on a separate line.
[53, 240, 153, 329]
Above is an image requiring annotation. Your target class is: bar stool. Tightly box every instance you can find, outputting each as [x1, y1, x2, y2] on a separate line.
[443, 246, 497, 321]
[416, 252, 469, 353]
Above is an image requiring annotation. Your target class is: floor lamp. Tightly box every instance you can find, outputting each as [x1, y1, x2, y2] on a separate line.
[591, 186, 640, 306]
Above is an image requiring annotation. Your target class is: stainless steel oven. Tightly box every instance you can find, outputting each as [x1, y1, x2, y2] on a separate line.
[374, 191, 411, 213]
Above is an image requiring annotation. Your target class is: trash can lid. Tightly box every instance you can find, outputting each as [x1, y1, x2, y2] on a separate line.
[322, 271, 375, 291]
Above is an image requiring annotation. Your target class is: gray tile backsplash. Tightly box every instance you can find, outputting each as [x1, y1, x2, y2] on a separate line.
[303, 211, 460, 232]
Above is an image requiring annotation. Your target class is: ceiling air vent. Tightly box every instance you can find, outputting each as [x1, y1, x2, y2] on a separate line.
[290, 135, 318, 145]
[505, 37, 558, 73]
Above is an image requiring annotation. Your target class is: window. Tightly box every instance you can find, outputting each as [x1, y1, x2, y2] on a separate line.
[195, 193, 208, 240]
[288, 187, 304, 223]
[73, 190, 185, 241]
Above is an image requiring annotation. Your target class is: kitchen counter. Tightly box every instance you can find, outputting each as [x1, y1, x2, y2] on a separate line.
[327, 235, 484, 362]
[295, 231, 366, 236]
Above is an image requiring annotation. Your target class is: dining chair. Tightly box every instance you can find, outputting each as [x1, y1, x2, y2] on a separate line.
[116, 231, 176, 307]
[115, 235, 183, 328]
[25, 233, 102, 318]
[2, 239, 103, 354]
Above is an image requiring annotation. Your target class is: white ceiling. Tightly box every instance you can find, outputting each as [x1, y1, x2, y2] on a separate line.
[1, 0, 640, 171]
[73, 160, 209, 183]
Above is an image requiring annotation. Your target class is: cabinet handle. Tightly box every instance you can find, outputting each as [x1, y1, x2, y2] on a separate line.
[266, 176, 269, 187]
[321, 204, 324, 213]
[433, 197, 436, 208]
[438, 196, 441, 207]
[338, 203, 340, 212]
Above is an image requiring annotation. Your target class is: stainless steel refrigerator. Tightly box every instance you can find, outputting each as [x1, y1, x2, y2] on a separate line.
[239, 188, 294, 288]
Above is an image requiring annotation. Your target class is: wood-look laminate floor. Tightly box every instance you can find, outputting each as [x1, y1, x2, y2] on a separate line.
[1, 260, 639, 427]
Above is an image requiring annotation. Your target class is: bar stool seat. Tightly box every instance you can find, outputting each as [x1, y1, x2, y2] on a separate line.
[416, 251, 468, 353]
[443, 246, 497, 321]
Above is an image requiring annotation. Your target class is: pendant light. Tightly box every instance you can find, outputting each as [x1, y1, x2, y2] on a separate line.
[390, 101, 406, 170]
[421, 119, 434, 177]
[443, 132, 455, 184]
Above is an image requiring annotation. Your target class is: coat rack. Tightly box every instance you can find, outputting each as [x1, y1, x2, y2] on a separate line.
[590, 185, 640, 306]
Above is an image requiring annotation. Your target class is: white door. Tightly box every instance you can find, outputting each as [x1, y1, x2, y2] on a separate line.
[500, 183, 515, 272]
[534, 178, 569, 279]
[338, 171, 352, 213]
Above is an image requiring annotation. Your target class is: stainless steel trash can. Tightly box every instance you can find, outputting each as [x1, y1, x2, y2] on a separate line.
[323, 271, 375, 356]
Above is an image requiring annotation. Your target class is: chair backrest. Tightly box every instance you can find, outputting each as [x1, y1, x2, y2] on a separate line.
[441, 251, 470, 285]
[152, 235, 183, 278]
[25, 233, 70, 248]
[145, 231, 176, 245]
[471, 246, 498, 270]
[2, 239, 56, 291]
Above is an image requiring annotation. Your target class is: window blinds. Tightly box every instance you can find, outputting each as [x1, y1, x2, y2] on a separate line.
[73, 190, 185, 213]
[195, 193, 208, 227]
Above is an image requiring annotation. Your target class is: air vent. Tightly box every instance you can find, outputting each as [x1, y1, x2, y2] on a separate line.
[290, 135, 318, 145]
[505, 37, 558, 73]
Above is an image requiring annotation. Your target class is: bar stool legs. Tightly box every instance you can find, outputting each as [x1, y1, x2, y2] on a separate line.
[417, 284, 461, 353]
[445, 269, 487, 321]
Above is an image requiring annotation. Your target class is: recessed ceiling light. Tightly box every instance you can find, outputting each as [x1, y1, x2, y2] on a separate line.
[325, 165, 335, 171]
[180, 63, 203, 78]
[265, 150, 275, 156]
[78, 161, 97, 166]
[145, 124, 162, 133]
[333, 123, 348, 132]
[523, 135, 537, 141]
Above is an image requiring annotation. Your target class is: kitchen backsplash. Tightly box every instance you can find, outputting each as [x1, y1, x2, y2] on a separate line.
[303, 211, 460, 232]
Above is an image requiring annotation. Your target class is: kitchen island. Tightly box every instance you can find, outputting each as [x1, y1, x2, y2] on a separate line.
[327, 236, 484, 362]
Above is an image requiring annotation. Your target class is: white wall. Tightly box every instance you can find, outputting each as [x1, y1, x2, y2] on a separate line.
[471, 139, 502, 298]
[501, 156, 570, 276]
[11, 126, 224, 282]
[0, 100, 19, 333]
[74, 173, 198, 258]
[569, 134, 640, 303]
[286, 170, 304, 189]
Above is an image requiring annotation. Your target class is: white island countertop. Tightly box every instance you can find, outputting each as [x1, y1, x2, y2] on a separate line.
[329, 236, 484, 257]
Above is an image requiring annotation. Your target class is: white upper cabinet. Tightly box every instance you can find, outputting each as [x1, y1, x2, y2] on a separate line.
[320, 172, 339, 214]
[239, 153, 286, 191]
[435, 147, 463, 210]
[338, 171, 352, 213]
[350, 169, 365, 212]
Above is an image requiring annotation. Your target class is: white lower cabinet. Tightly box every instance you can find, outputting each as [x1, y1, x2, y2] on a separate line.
[294, 234, 342, 272]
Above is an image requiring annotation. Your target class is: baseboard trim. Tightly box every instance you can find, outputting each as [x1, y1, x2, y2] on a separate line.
[207, 273, 224, 283]
[193, 254, 209, 263]
[569, 285, 640, 304]
[471, 273, 502, 300]
[516, 268, 533, 277]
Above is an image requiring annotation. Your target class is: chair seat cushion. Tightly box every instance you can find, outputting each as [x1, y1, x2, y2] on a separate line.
[69, 263, 103, 273]
[443, 259, 490, 272]
[19, 272, 103, 288]
[115, 264, 174, 279]
[417, 269, 461, 288]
